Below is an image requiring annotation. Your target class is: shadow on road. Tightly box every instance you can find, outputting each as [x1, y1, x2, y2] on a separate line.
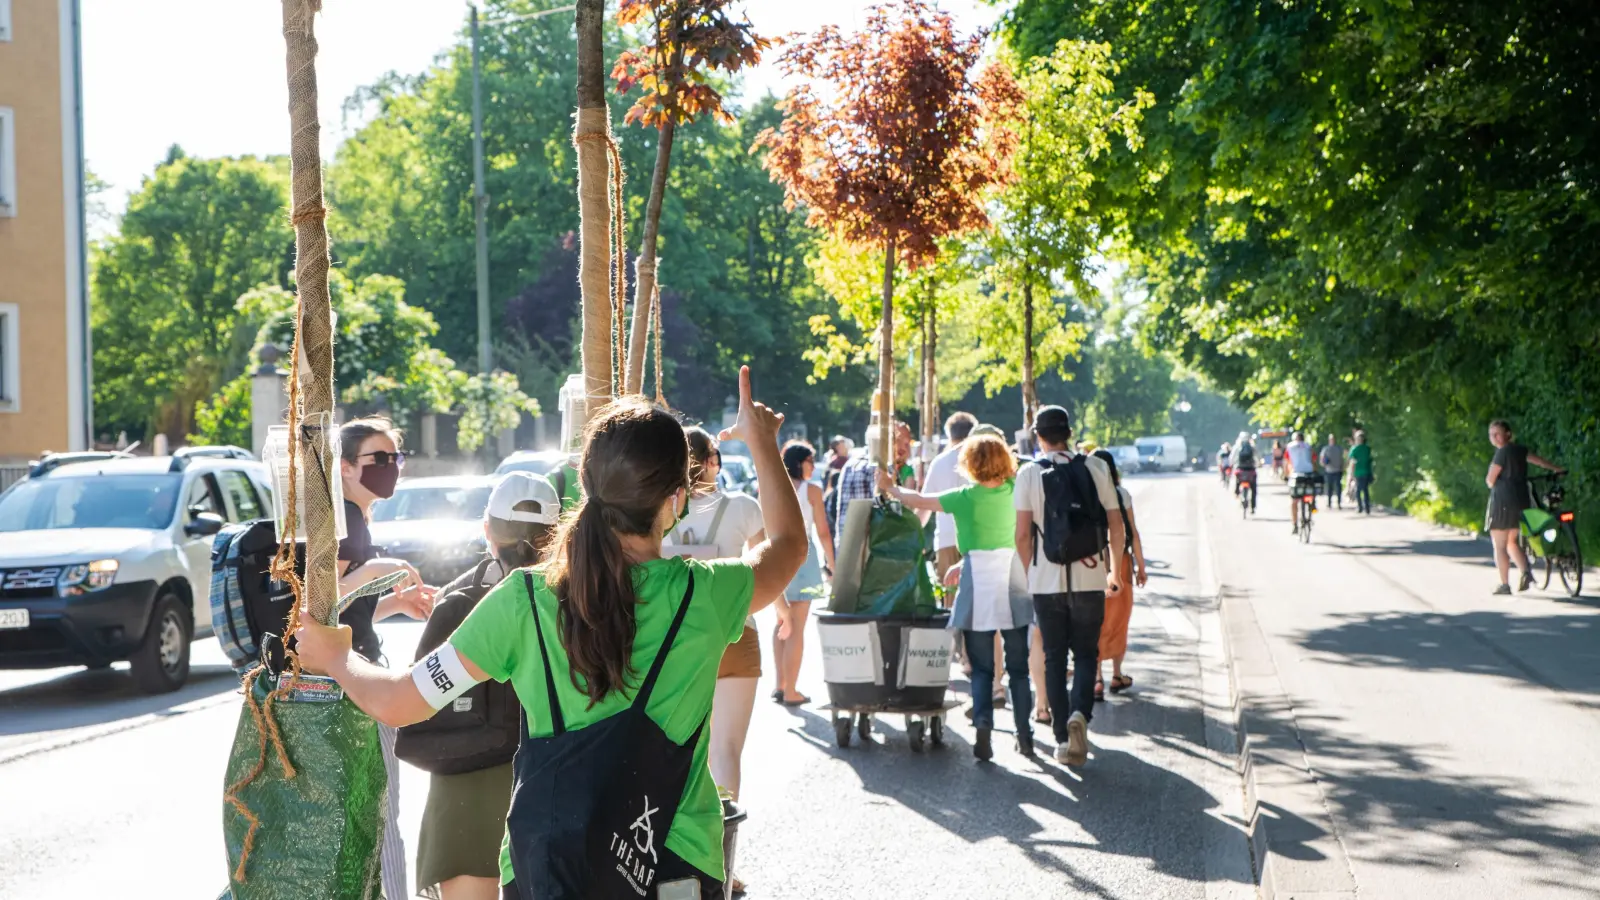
[1296, 610, 1600, 695]
[0, 664, 239, 739]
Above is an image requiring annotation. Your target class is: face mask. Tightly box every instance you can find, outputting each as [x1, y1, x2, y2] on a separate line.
[676, 491, 692, 525]
[359, 460, 400, 499]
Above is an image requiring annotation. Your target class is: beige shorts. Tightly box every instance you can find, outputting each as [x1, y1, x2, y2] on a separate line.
[717, 625, 762, 679]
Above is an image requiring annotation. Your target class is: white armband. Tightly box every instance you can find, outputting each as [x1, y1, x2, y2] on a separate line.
[410, 644, 482, 711]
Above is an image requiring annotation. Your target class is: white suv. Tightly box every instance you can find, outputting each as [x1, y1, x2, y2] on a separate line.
[0, 447, 274, 692]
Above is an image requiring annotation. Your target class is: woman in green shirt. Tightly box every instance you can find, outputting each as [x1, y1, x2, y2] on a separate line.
[878, 434, 1033, 761]
[295, 366, 808, 899]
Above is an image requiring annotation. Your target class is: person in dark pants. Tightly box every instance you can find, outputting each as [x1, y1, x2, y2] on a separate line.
[1349, 430, 1375, 514]
[1319, 433, 1345, 509]
[1011, 406, 1126, 767]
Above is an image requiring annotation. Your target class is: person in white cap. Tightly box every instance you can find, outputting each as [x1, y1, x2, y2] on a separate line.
[405, 471, 561, 900]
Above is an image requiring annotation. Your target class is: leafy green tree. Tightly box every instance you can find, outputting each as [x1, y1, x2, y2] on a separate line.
[91, 147, 291, 442]
[189, 374, 253, 448]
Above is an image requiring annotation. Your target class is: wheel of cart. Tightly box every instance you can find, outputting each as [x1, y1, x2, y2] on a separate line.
[902, 700, 960, 752]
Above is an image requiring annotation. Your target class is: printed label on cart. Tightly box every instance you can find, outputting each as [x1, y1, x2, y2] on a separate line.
[899, 627, 952, 688]
[818, 623, 876, 684]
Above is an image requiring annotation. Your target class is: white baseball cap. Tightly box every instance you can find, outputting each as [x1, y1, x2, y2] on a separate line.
[486, 471, 561, 526]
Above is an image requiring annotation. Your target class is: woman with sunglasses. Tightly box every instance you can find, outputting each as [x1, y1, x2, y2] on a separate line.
[337, 416, 439, 900]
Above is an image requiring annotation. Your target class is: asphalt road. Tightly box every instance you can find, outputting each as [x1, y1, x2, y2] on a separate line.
[0, 474, 1255, 899]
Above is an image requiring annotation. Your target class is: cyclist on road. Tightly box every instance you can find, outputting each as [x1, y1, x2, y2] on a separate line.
[1285, 431, 1317, 534]
[1218, 442, 1232, 485]
[1485, 419, 1565, 595]
[1232, 432, 1259, 514]
[1270, 440, 1286, 481]
[1319, 434, 1345, 510]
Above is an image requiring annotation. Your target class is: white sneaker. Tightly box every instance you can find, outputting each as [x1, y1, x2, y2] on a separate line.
[1064, 711, 1089, 766]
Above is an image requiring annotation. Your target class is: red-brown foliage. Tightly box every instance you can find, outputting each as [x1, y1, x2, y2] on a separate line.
[613, 0, 771, 128]
[753, 0, 1021, 268]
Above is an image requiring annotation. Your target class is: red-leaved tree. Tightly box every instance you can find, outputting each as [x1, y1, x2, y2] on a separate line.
[756, 0, 1019, 464]
[614, 0, 769, 395]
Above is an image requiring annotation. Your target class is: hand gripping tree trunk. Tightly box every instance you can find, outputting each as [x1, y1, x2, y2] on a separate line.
[283, 0, 338, 626]
[626, 118, 675, 394]
[575, 0, 613, 428]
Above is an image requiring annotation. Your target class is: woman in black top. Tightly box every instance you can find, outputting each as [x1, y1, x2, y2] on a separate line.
[1485, 419, 1563, 595]
[338, 416, 438, 899]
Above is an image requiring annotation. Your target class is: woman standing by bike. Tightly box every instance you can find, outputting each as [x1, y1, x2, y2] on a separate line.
[296, 368, 807, 898]
[1485, 419, 1564, 595]
[771, 441, 834, 706]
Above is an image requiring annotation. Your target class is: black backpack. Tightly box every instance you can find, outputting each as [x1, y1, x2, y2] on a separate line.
[395, 558, 522, 775]
[1235, 443, 1256, 469]
[1034, 455, 1110, 567]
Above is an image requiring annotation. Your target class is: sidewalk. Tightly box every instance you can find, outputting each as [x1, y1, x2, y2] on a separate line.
[1207, 478, 1600, 900]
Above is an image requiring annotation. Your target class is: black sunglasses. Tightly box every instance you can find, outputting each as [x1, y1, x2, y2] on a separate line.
[358, 450, 409, 469]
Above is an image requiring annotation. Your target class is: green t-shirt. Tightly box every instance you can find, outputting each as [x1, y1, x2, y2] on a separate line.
[449, 555, 754, 884]
[936, 481, 1017, 554]
[1350, 444, 1373, 478]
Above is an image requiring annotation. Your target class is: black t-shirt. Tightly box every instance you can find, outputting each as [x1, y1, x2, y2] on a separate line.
[337, 499, 384, 664]
[1491, 442, 1531, 512]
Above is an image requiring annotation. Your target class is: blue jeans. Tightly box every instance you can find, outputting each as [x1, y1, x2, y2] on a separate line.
[963, 625, 1032, 738]
[1033, 591, 1105, 739]
[1355, 474, 1374, 513]
[1325, 473, 1343, 506]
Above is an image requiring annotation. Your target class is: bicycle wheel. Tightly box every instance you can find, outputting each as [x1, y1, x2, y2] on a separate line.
[1559, 524, 1583, 597]
[1301, 504, 1313, 543]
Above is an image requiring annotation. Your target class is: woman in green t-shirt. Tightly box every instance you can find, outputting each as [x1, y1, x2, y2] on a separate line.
[878, 433, 1033, 761]
[295, 366, 808, 898]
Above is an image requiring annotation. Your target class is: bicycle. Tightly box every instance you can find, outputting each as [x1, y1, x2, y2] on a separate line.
[1522, 472, 1583, 597]
[1237, 470, 1257, 519]
[1292, 473, 1322, 543]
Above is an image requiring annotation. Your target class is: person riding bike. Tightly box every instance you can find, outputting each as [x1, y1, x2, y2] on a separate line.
[1285, 431, 1318, 534]
[1218, 442, 1232, 484]
[1232, 433, 1259, 514]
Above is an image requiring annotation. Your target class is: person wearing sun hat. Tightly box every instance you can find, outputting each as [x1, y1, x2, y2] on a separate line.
[408, 471, 562, 900]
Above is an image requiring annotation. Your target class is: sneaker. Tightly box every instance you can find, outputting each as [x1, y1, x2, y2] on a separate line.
[1064, 712, 1089, 766]
[1518, 571, 1534, 592]
[1492, 584, 1512, 596]
[1015, 733, 1035, 757]
[974, 728, 993, 761]
[1054, 741, 1073, 764]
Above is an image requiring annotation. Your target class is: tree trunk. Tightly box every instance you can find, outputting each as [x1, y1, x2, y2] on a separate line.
[626, 118, 676, 395]
[1022, 277, 1037, 437]
[878, 233, 897, 468]
[575, 0, 611, 429]
[924, 293, 938, 450]
[281, 0, 339, 626]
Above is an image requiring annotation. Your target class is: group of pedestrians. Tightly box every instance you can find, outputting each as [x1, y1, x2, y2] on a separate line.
[1219, 429, 1376, 522]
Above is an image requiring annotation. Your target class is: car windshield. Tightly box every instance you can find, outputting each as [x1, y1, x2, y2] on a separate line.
[1136, 443, 1161, 457]
[0, 473, 183, 531]
[496, 456, 562, 477]
[371, 485, 491, 522]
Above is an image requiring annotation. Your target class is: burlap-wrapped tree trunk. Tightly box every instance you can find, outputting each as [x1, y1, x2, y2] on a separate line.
[877, 233, 897, 467]
[575, 0, 613, 427]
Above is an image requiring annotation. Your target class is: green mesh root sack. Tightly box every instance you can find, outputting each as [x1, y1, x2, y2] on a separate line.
[856, 502, 939, 617]
[221, 671, 385, 900]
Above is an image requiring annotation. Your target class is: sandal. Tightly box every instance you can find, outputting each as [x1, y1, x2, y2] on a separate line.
[1109, 675, 1134, 694]
[1035, 709, 1052, 726]
[780, 693, 811, 707]
[771, 688, 783, 703]
[1094, 680, 1105, 702]
[731, 876, 747, 896]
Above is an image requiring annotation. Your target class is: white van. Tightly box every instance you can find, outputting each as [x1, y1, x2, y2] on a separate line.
[1135, 435, 1189, 473]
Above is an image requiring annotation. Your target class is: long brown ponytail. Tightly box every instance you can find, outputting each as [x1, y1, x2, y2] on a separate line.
[543, 398, 689, 706]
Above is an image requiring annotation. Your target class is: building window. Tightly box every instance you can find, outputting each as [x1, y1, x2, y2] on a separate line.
[0, 107, 14, 217]
[0, 303, 18, 413]
[0, 0, 11, 42]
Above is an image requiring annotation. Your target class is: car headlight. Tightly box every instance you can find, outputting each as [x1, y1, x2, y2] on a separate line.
[59, 559, 120, 596]
[1544, 528, 1559, 543]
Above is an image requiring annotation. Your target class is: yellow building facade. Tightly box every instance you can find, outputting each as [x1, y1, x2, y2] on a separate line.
[0, 0, 90, 463]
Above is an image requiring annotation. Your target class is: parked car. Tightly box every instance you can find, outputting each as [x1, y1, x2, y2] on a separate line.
[0, 447, 271, 692]
[1107, 445, 1143, 475]
[368, 475, 495, 588]
[1135, 435, 1190, 473]
[494, 449, 570, 479]
[717, 454, 757, 496]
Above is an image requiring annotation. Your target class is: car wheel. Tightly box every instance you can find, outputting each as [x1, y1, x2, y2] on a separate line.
[130, 592, 191, 694]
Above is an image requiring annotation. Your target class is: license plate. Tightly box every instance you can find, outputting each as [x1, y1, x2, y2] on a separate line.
[0, 608, 29, 630]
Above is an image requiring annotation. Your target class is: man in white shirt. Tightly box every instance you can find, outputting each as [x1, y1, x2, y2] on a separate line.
[1286, 431, 1317, 533]
[1013, 405, 1125, 767]
[922, 411, 977, 583]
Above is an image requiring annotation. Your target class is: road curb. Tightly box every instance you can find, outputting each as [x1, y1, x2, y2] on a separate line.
[1201, 493, 1359, 900]
[0, 691, 237, 767]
